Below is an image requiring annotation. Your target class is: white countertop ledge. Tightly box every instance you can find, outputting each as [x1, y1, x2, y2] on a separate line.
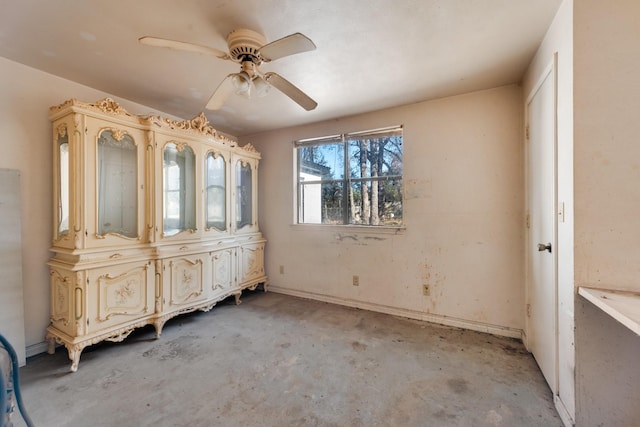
[579, 286, 640, 336]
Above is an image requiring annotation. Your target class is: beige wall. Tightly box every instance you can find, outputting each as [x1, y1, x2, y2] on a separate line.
[0, 57, 179, 354]
[574, 1, 640, 289]
[241, 85, 525, 336]
[523, 0, 574, 421]
[573, 0, 640, 425]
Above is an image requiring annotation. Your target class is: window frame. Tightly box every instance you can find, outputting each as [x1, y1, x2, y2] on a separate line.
[294, 125, 404, 228]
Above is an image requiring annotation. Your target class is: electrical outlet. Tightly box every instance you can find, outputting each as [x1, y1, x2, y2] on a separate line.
[353, 275, 360, 286]
[279, 265, 284, 274]
[422, 284, 430, 296]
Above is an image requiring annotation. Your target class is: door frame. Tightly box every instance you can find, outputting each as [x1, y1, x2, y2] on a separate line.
[524, 54, 559, 394]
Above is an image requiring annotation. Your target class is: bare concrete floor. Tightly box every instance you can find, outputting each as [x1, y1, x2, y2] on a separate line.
[17, 292, 561, 426]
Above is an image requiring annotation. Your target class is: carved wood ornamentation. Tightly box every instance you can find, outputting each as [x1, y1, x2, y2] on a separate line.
[240, 142, 258, 153]
[50, 98, 136, 119]
[147, 112, 237, 147]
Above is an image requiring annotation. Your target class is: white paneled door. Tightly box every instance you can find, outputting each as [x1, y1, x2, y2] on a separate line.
[526, 62, 557, 393]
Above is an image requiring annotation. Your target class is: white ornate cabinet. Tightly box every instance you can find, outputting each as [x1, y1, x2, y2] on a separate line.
[46, 98, 267, 371]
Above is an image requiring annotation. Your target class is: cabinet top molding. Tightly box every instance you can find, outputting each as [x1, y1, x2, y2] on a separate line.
[49, 98, 251, 151]
[50, 98, 134, 118]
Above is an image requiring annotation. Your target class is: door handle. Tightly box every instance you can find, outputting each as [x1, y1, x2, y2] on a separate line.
[537, 243, 552, 253]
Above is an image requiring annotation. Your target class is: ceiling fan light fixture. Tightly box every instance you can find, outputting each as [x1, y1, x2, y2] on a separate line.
[253, 76, 271, 98]
[231, 71, 252, 98]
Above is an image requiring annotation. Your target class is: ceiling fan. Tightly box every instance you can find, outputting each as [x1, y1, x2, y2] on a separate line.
[139, 29, 318, 111]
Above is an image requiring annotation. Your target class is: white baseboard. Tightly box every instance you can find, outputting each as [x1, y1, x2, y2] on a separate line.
[26, 341, 50, 358]
[268, 285, 524, 340]
[554, 395, 575, 427]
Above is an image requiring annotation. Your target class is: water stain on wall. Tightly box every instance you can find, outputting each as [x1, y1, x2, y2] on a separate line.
[404, 178, 432, 200]
[420, 261, 446, 313]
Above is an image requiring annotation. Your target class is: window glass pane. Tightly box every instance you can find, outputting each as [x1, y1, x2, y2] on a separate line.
[379, 178, 403, 225]
[97, 129, 137, 238]
[163, 142, 196, 236]
[236, 161, 252, 229]
[380, 136, 403, 177]
[348, 178, 403, 226]
[300, 182, 343, 224]
[348, 136, 403, 178]
[298, 143, 344, 181]
[348, 180, 368, 225]
[57, 133, 69, 235]
[206, 153, 226, 231]
[347, 139, 371, 179]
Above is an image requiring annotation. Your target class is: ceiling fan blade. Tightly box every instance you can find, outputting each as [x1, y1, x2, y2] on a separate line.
[264, 72, 317, 111]
[206, 75, 236, 110]
[139, 36, 229, 59]
[258, 33, 316, 62]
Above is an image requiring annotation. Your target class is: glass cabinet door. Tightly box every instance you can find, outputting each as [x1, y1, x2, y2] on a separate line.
[56, 129, 70, 236]
[163, 142, 196, 236]
[206, 152, 226, 231]
[97, 129, 137, 238]
[236, 161, 253, 230]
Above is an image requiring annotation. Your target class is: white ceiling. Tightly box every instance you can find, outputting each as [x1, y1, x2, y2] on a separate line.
[0, 0, 561, 137]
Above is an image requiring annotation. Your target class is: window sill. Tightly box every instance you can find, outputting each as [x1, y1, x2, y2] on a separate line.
[290, 223, 406, 235]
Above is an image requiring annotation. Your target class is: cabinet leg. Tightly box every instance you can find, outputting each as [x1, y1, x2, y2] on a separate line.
[67, 345, 83, 373]
[234, 292, 242, 305]
[153, 319, 166, 338]
[46, 335, 56, 355]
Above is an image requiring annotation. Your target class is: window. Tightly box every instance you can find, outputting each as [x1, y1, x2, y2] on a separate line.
[296, 126, 403, 226]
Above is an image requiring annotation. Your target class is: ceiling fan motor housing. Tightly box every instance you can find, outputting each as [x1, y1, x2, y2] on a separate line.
[227, 28, 267, 64]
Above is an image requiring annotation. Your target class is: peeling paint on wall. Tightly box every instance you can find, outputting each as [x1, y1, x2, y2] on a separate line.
[335, 233, 359, 242]
[330, 233, 388, 246]
[364, 236, 387, 241]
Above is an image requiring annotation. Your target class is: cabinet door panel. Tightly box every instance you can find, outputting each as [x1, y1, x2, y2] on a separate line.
[211, 248, 236, 298]
[159, 140, 199, 240]
[53, 115, 84, 249]
[86, 262, 154, 333]
[85, 118, 147, 248]
[49, 267, 79, 336]
[166, 256, 206, 308]
[231, 156, 259, 234]
[239, 242, 265, 285]
[97, 130, 138, 238]
[204, 150, 230, 236]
